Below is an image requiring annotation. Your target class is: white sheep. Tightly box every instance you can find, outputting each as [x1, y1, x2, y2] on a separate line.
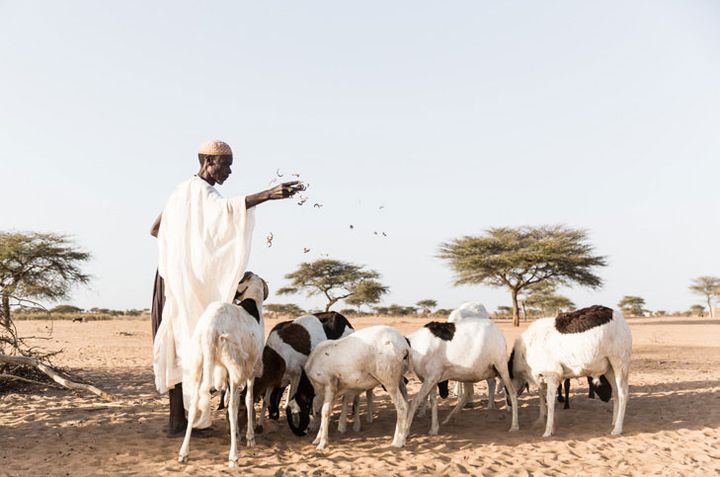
[178, 272, 268, 468]
[447, 302, 497, 410]
[303, 325, 410, 449]
[508, 305, 632, 437]
[405, 317, 519, 435]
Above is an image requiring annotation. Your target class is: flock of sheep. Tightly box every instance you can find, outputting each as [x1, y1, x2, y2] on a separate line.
[178, 272, 633, 467]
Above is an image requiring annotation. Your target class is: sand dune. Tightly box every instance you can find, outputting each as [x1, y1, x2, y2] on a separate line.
[1, 316, 718, 476]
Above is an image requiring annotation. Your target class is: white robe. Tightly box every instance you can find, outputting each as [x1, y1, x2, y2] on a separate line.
[153, 176, 255, 423]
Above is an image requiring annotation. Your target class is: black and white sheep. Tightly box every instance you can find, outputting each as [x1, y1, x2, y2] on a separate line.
[508, 305, 632, 437]
[405, 317, 519, 435]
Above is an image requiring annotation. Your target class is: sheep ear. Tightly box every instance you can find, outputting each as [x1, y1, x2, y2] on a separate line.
[240, 271, 254, 283]
[262, 279, 269, 301]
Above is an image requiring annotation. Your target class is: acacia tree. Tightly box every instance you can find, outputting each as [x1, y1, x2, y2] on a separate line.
[277, 259, 389, 312]
[1, 232, 90, 329]
[416, 299, 437, 314]
[689, 276, 720, 319]
[522, 282, 575, 318]
[689, 304, 705, 317]
[618, 296, 646, 316]
[438, 225, 606, 326]
[344, 280, 389, 311]
[0, 232, 109, 400]
[264, 303, 305, 316]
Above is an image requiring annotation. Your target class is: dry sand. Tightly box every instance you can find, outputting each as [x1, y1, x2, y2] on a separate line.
[1, 316, 719, 476]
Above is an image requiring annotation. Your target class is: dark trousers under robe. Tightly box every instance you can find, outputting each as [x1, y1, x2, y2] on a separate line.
[152, 270, 186, 432]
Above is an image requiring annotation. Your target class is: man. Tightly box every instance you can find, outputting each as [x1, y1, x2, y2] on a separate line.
[151, 139, 301, 435]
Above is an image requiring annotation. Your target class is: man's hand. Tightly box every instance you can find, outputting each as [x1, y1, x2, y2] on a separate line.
[246, 181, 305, 209]
[267, 181, 304, 200]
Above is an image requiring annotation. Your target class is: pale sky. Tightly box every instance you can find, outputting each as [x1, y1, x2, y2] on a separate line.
[2, 1, 719, 313]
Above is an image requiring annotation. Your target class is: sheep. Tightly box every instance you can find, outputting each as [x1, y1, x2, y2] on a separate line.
[556, 376, 612, 409]
[447, 302, 497, 411]
[405, 317, 519, 436]
[249, 311, 357, 435]
[302, 325, 410, 449]
[178, 272, 268, 468]
[508, 305, 631, 437]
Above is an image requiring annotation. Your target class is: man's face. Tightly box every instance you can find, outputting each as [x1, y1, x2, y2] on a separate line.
[209, 155, 233, 184]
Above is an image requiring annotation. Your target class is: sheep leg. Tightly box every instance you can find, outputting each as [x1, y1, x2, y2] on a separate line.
[609, 360, 629, 436]
[314, 385, 335, 449]
[178, 378, 202, 464]
[385, 381, 409, 448]
[416, 394, 428, 418]
[285, 374, 301, 414]
[244, 378, 256, 447]
[365, 389, 374, 424]
[543, 377, 559, 437]
[486, 378, 496, 410]
[405, 378, 437, 435]
[453, 380, 462, 397]
[533, 383, 547, 429]
[280, 383, 290, 409]
[226, 384, 240, 467]
[563, 379, 571, 409]
[442, 381, 470, 425]
[495, 365, 519, 432]
[309, 394, 323, 432]
[464, 382, 474, 409]
[588, 376, 596, 399]
[256, 387, 272, 433]
[352, 394, 362, 432]
[338, 394, 351, 433]
[429, 387, 439, 435]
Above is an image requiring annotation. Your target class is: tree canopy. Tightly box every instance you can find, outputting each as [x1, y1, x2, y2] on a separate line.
[415, 299, 437, 314]
[50, 305, 84, 314]
[277, 259, 388, 312]
[689, 304, 706, 317]
[265, 303, 305, 317]
[0, 232, 90, 328]
[522, 282, 575, 317]
[618, 295, 646, 316]
[438, 225, 606, 326]
[374, 304, 417, 316]
[689, 276, 720, 319]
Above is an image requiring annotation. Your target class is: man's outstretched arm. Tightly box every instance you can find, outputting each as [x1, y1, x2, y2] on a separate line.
[245, 181, 303, 209]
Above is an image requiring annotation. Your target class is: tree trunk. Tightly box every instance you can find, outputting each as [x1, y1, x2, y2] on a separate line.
[1, 293, 10, 330]
[511, 289, 520, 327]
[707, 296, 714, 319]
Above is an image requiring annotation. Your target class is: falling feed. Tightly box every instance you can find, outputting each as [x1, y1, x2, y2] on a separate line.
[313, 203, 323, 208]
[303, 247, 311, 254]
[266, 232, 274, 248]
[276, 168, 284, 177]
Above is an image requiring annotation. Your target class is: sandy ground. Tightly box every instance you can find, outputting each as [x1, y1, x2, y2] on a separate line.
[1, 316, 719, 476]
